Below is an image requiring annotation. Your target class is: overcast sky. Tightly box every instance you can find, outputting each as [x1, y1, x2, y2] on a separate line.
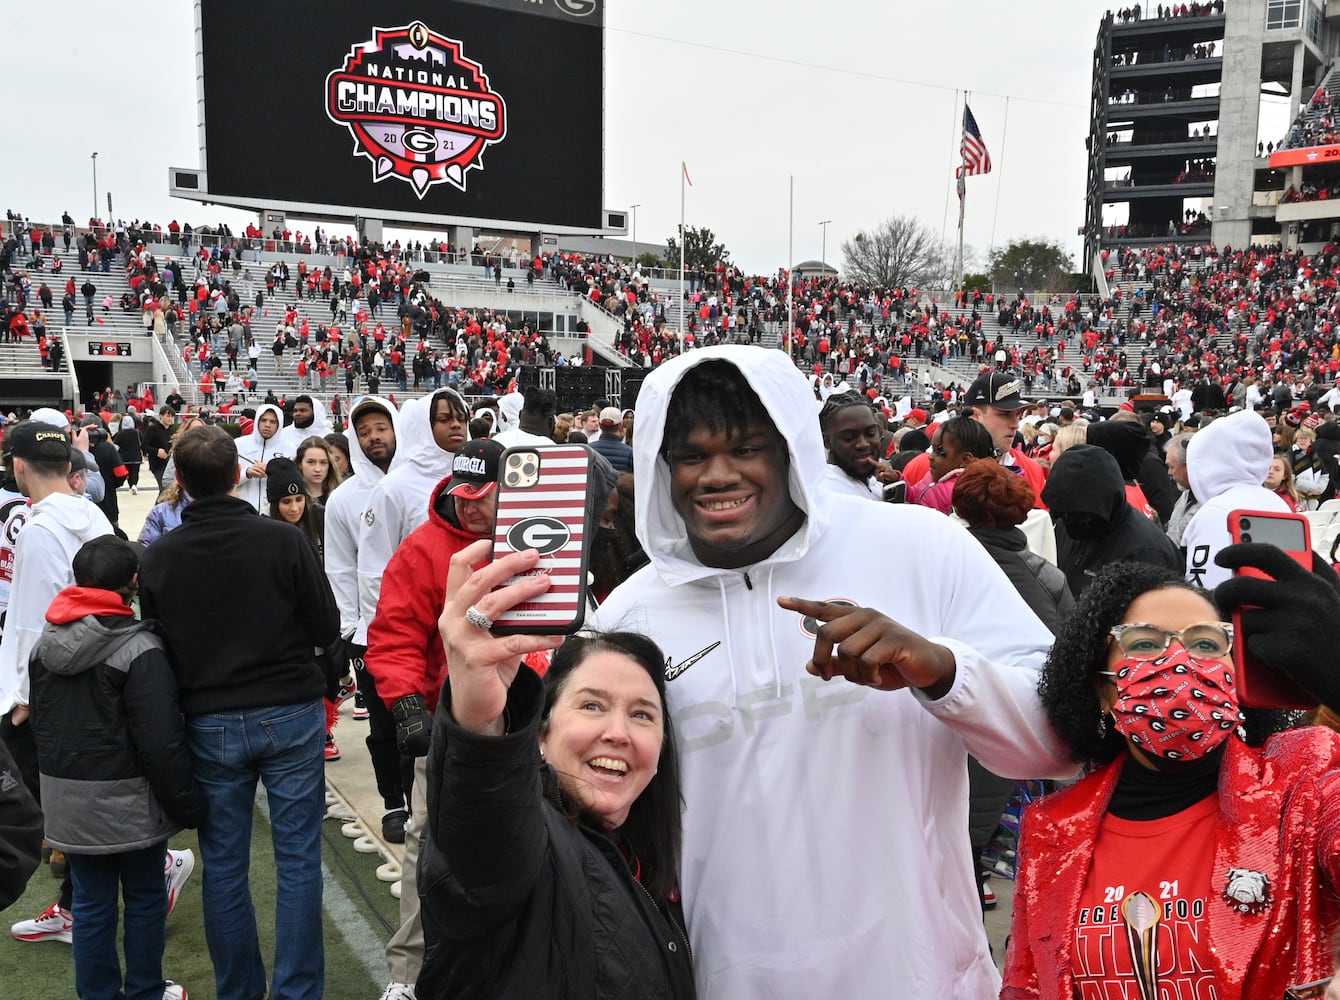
[3, 1, 1271, 275]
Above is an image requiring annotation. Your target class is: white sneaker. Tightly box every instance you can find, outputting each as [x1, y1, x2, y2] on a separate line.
[10, 902, 73, 943]
[164, 849, 195, 915]
[163, 981, 188, 999]
[380, 984, 416, 1000]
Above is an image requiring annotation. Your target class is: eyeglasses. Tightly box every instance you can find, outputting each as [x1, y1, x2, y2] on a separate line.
[1105, 622, 1234, 661]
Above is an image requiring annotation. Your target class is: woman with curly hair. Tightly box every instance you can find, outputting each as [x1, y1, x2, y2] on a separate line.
[1002, 559, 1340, 1000]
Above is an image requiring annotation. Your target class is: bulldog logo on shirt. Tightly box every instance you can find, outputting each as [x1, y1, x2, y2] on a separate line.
[325, 21, 508, 198]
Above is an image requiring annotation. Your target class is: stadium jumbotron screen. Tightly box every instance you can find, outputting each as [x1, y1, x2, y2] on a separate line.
[198, 0, 604, 232]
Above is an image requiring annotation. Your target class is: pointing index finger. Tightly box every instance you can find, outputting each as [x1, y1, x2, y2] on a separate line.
[777, 596, 857, 622]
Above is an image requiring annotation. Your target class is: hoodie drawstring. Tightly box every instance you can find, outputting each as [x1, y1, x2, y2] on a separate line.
[717, 569, 784, 708]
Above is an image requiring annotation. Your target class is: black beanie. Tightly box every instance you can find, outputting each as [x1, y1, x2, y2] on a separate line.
[266, 456, 306, 503]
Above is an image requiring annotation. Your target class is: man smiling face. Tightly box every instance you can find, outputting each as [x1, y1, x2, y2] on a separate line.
[666, 419, 804, 570]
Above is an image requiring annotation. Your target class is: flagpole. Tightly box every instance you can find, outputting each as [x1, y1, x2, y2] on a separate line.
[941, 89, 960, 249]
[956, 92, 967, 290]
[679, 162, 686, 344]
[989, 97, 1011, 255]
[787, 175, 794, 359]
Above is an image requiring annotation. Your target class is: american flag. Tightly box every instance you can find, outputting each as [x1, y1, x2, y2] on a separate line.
[956, 104, 992, 181]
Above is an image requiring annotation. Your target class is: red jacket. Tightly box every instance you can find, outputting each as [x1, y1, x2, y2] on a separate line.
[1003, 729, 1340, 1000]
[365, 476, 478, 712]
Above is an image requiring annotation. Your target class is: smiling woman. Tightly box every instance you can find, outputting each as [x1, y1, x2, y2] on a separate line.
[417, 543, 695, 999]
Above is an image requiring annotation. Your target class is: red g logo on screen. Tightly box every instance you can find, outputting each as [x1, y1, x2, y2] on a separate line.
[325, 20, 508, 198]
[505, 517, 572, 556]
[555, 0, 598, 15]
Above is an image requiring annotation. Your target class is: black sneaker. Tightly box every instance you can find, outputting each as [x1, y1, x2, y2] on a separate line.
[382, 809, 409, 844]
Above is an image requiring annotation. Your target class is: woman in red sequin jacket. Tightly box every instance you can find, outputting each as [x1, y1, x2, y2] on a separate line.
[1003, 558, 1340, 1000]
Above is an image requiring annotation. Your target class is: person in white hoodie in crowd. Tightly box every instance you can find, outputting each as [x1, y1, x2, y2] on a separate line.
[275, 395, 333, 457]
[589, 346, 1075, 1000]
[322, 395, 411, 843]
[1182, 409, 1292, 589]
[357, 386, 469, 998]
[29, 407, 103, 503]
[236, 403, 289, 512]
[0, 421, 115, 945]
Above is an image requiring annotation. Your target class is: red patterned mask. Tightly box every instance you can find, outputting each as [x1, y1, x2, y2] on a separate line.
[1105, 648, 1242, 761]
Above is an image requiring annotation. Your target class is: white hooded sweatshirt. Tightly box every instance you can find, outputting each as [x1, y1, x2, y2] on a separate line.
[235, 403, 290, 512]
[590, 346, 1074, 1000]
[0, 492, 113, 713]
[325, 395, 403, 644]
[358, 388, 467, 630]
[274, 397, 334, 457]
[1183, 409, 1291, 588]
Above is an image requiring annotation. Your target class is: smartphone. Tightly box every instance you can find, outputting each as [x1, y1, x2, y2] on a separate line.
[1227, 510, 1316, 710]
[489, 444, 596, 635]
[883, 480, 907, 503]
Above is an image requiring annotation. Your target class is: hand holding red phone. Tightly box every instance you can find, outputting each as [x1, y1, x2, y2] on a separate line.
[1215, 541, 1340, 711]
[439, 540, 565, 735]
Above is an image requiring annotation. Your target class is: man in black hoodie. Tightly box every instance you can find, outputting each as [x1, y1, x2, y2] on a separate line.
[1041, 445, 1181, 597]
[139, 425, 339, 1000]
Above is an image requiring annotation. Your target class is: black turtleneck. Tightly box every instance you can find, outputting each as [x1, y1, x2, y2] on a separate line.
[1106, 743, 1225, 821]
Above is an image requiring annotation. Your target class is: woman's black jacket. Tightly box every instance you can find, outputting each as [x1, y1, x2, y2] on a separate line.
[417, 667, 696, 1000]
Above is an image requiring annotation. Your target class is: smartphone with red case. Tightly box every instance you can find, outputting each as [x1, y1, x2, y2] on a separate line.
[489, 444, 596, 635]
[1227, 509, 1316, 710]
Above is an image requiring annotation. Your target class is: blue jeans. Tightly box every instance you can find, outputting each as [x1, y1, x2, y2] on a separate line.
[68, 843, 168, 1000]
[188, 700, 325, 1000]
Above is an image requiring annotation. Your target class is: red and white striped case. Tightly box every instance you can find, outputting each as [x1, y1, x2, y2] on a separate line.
[490, 444, 595, 634]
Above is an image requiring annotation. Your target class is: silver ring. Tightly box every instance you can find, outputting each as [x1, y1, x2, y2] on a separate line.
[465, 605, 494, 631]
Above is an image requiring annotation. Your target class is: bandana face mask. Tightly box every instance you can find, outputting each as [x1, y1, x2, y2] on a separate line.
[1102, 647, 1242, 761]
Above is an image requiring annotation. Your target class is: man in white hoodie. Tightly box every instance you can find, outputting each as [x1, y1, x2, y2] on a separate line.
[589, 346, 1074, 1000]
[0, 421, 113, 943]
[324, 396, 410, 843]
[1182, 409, 1292, 589]
[275, 395, 333, 457]
[235, 403, 288, 512]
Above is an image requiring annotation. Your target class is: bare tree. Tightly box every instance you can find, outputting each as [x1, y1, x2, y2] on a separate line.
[840, 215, 948, 288]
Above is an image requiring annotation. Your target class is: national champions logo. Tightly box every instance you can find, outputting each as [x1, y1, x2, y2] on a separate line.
[325, 21, 508, 198]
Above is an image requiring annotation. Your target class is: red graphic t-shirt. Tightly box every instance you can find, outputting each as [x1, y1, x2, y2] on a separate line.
[1072, 794, 1220, 999]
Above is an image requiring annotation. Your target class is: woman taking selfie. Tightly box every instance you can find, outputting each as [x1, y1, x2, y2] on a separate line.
[1003, 554, 1340, 999]
[416, 540, 694, 999]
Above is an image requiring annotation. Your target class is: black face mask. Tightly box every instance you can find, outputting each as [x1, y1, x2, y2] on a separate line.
[1061, 513, 1106, 540]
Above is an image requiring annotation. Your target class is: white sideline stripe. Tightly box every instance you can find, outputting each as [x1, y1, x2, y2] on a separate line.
[255, 786, 390, 987]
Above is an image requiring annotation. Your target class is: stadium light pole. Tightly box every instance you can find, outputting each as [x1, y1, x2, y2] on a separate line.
[91, 152, 98, 225]
[630, 204, 640, 249]
[818, 220, 832, 267]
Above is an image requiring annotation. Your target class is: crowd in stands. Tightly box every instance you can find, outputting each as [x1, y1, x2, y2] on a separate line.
[1277, 85, 1340, 152]
[1113, 1, 1225, 22]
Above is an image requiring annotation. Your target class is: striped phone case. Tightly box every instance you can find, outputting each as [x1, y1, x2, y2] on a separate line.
[490, 444, 595, 634]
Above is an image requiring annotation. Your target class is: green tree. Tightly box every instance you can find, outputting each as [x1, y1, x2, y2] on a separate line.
[840, 215, 947, 288]
[635, 252, 664, 270]
[988, 238, 1074, 293]
[665, 226, 732, 271]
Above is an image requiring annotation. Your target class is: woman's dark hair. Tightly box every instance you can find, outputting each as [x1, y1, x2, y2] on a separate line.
[542, 631, 682, 903]
[662, 360, 773, 455]
[1039, 562, 1201, 765]
[940, 416, 997, 460]
[898, 428, 931, 454]
[952, 458, 1034, 529]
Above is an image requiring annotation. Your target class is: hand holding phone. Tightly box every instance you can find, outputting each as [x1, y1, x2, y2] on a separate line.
[1216, 514, 1324, 710]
